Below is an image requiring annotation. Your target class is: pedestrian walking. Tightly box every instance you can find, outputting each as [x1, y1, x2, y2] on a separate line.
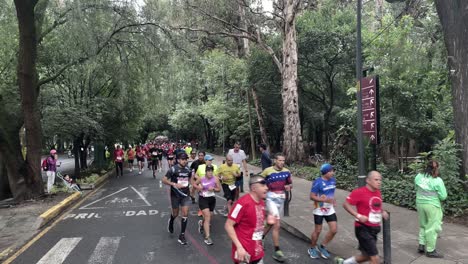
[259, 143, 272, 170]
[228, 142, 249, 196]
[415, 160, 447, 258]
[162, 152, 192, 245]
[260, 153, 292, 263]
[308, 163, 337, 259]
[194, 165, 221, 245]
[225, 175, 268, 264]
[335, 171, 389, 264]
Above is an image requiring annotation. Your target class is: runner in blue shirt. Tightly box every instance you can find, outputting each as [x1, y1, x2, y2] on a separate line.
[308, 163, 337, 259]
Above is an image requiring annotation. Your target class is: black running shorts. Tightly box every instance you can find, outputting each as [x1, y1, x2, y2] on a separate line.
[355, 224, 381, 257]
[313, 213, 337, 225]
[222, 184, 236, 201]
[198, 196, 216, 211]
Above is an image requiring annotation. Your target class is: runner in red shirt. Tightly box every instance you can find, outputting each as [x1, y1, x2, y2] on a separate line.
[225, 175, 268, 264]
[127, 146, 135, 172]
[335, 171, 389, 264]
[114, 145, 124, 178]
[136, 145, 145, 175]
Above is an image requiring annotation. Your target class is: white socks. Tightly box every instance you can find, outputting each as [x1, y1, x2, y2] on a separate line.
[344, 256, 358, 264]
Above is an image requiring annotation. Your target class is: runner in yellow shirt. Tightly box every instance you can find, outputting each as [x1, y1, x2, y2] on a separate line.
[217, 154, 240, 217]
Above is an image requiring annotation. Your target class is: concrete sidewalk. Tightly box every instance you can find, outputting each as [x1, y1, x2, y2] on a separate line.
[211, 153, 468, 264]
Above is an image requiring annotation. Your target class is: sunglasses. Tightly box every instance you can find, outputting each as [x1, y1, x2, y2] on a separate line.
[250, 180, 267, 185]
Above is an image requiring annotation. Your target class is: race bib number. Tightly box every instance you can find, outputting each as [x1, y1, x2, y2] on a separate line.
[369, 212, 382, 224]
[152, 152, 157, 156]
[277, 193, 286, 199]
[178, 178, 189, 187]
[252, 231, 263, 241]
[116, 156, 123, 161]
[202, 191, 215, 197]
[323, 202, 332, 209]
[229, 184, 236, 191]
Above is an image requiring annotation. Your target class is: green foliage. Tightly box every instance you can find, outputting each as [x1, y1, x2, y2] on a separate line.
[76, 174, 100, 184]
[289, 165, 321, 182]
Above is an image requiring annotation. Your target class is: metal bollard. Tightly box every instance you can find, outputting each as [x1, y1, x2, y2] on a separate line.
[283, 190, 292, 217]
[383, 212, 391, 264]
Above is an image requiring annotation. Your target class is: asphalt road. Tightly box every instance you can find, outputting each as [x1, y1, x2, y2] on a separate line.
[14, 160, 331, 264]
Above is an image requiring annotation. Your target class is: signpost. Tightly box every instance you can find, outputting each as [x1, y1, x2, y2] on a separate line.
[361, 76, 379, 144]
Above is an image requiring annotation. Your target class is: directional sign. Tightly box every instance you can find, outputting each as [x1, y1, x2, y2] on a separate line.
[361, 76, 379, 144]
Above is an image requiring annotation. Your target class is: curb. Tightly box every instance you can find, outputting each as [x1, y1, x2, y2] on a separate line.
[280, 219, 311, 243]
[34, 170, 113, 229]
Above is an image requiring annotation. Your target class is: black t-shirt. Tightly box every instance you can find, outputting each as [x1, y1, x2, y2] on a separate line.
[165, 164, 192, 196]
[190, 159, 205, 173]
[261, 151, 272, 170]
[149, 147, 158, 158]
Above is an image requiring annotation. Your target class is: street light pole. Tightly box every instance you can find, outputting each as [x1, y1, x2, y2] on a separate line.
[356, 0, 366, 187]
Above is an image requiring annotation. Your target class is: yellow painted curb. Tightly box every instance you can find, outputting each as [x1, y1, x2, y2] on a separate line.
[36, 191, 81, 229]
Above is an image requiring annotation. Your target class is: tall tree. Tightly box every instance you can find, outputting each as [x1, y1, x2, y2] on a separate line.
[434, 0, 468, 182]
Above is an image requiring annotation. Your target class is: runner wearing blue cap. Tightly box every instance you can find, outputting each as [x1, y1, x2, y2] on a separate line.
[308, 163, 337, 259]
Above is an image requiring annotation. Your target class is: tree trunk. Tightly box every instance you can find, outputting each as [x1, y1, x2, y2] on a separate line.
[434, 0, 468, 183]
[247, 88, 256, 160]
[251, 88, 269, 150]
[14, 0, 44, 199]
[73, 137, 81, 179]
[281, 0, 305, 163]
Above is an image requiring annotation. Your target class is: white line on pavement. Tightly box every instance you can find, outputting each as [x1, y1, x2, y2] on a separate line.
[36, 237, 82, 264]
[130, 186, 152, 206]
[80, 187, 129, 209]
[88, 237, 121, 264]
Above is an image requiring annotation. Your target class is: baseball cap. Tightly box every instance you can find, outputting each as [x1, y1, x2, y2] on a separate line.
[177, 153, 188, 159]
[50, 149, 57, 155]
[205, 165, 214, 172]
[204, 155, 214, 161]
[258, 143, 267, 149]
[320, 163, 334, 175]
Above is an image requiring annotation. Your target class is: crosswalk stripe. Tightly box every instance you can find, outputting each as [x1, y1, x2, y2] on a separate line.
[36, 237, 82, 264]
[88, 237, 121, 264]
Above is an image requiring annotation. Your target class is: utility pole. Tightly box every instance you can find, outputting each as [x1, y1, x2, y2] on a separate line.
[356, 0, 366, 187]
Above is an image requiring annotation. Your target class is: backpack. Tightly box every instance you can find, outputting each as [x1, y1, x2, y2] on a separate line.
[42, 158, 49, 171]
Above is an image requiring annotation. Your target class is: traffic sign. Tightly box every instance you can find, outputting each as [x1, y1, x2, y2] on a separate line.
[361, 76, 379, 144]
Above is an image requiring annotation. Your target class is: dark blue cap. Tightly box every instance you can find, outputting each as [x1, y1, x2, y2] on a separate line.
[320, 163, 334, 175]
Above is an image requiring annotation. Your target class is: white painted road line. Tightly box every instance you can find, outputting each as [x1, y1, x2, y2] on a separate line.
[130, 186, 152, 206]
[36, 237, 82, 264]
[88, 237, 121, 264]
[80, 187, 129, 209]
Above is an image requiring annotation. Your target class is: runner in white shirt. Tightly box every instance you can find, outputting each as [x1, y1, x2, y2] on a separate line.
[227, 142, 249, 200]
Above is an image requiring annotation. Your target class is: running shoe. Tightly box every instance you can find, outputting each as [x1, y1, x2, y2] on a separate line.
[178, 234, 187, 245]
[204, 237, 213, 245]
[317, 245, 330, 259]
[307, 247, 319, 259]
[418, 244, 425, 253]
[167, 218, 174, 234]
[426, 250, 444, 258]
[198, 220, 204, 235]
[139, 171, 142, 175]
[334, 256, 344, 264]
[272, 250, 285, 262]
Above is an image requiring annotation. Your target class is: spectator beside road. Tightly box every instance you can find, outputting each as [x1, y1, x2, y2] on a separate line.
[225, 175, 268, 264]
[259, 143, 272, 170]
[45, 149, 60, 194]
[415, 160, 447, 258]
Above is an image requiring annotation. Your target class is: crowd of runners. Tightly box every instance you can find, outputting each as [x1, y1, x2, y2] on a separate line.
[106, 139, 446, 264]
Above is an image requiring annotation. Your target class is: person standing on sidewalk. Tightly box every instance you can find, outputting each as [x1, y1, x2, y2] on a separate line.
[335, 171, 389, 264]
[228, 142, 249, 196]
[308, 163, 337, 259]
[259, 143, 272, 170]
[114, 145, 124, 178]
[218, 154, 241, 216]
[225, 175, 268, 264]
[260, 153, 292, 263]
[415, 160, 447, 258]
[46, 149, 60, 194]
[162, 152, 192, 245]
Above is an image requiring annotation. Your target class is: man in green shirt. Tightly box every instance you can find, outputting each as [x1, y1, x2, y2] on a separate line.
[414, 160, 447, 258]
